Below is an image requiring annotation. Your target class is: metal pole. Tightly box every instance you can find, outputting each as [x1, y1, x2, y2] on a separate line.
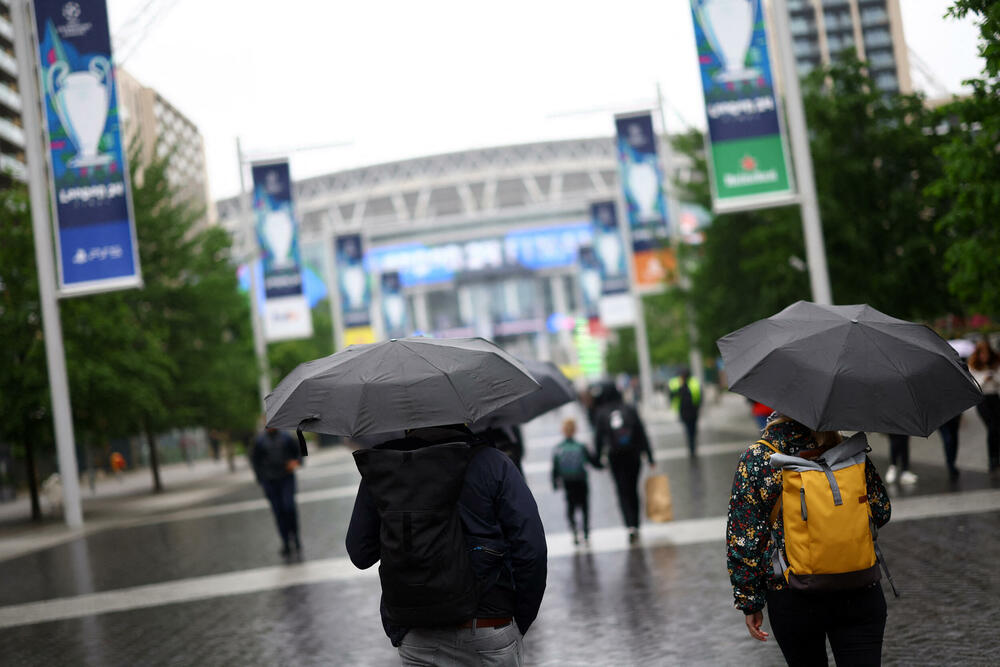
[236, 138, 271, 411]
[614, 202, 655, 410]
[657, 84, 704, 387]
[320, 214, 344, 350]
[771, 0, 833, 305]
[12, 0, 82, 527]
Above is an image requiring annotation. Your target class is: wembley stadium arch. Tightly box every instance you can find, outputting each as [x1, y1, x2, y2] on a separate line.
[215, 136, 700, 371]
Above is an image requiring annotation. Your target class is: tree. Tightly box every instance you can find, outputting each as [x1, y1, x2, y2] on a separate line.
[267, 298, 334, 388]
[926, 1, 1000, 318]
[0, 187, 51, 520]
[686, 57, 955, 352]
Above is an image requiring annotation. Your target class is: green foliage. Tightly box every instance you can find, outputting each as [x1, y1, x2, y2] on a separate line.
[802, 57, 954, 319]
[267, 298, 334, 387]
[0, 188, 52, 458]
[604, 291, 692, 375]
[687, 57, 955, 352]
[925, 1, 1000, 318]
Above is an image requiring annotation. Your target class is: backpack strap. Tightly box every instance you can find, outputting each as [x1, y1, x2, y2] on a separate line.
[756, 439, 783, 528]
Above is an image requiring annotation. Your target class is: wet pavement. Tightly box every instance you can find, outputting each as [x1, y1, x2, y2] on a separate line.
[1, 394, 999, 665]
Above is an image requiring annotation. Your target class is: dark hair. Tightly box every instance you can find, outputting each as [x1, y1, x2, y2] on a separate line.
[969, 340, 999, 371]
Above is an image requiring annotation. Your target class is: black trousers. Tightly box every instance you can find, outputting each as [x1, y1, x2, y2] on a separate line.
[766, 584, 887, 667]
[563, 480, 589, 537]
[262, 475, 299, 548]
[887, 434, 910, 470]
[938, 415, 961, 473]
[975, 394, 1000, 469]
[609, 456, 641, 529]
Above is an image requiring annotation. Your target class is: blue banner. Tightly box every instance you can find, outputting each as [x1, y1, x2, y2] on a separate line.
[336, 234, 371, 328]
[251, 161, 312, 341]
[614, 113, 670, 251]
[577, 246, 602, 319]
[34, 0, 140, 294]
[380, 271, 408, 339]
[590, 201, 629, 295]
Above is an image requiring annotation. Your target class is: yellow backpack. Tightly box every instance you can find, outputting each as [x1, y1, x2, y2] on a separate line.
[761, 432, 897, 595]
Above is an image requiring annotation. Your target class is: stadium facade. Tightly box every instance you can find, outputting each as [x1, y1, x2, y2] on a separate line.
[216, 137, 699, 368]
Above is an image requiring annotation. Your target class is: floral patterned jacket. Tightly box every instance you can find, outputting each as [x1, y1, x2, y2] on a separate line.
[725, 420, 891, 614]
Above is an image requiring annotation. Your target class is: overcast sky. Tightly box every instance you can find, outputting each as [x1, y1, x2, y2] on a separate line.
[106, 0, 984, 201]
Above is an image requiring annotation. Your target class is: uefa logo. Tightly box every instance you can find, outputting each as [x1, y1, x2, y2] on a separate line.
[62, 2, 82, 23]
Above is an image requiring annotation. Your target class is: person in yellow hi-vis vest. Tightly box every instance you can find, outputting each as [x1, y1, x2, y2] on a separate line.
[668, 369, 701, 457]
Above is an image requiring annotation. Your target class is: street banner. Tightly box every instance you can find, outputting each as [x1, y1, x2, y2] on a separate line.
[33, 0, 141, 295]
[336, 234, 371, 328]
[380, 271, 408, 339]
[251, 161, 313, 341]
[690, 0, 795, 212]
[614, 113, 671, 251]
[589, 201, 629, 296]
[577, 246, 602, 319]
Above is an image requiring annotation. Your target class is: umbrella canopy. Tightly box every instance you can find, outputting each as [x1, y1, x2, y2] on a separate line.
[266, 337, 541, 437]
[471, 359, 576, 429]
[717, 301, 983, 437]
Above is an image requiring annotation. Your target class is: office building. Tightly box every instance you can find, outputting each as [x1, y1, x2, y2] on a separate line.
[0, 0, 27, 183]
[780, 0, 912, 93]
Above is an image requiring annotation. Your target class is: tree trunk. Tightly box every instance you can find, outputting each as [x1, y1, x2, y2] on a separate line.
[144, 423, 163, 493]
[24, 438, 42, 522]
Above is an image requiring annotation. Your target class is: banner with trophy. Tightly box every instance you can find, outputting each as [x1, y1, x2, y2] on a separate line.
[589, 201, 629, 296]
[33, 0, 141, 295]
[690, 0, 795, 212]
[251, 161, 313, 341]
[613, 113, 671, 250]
[380, 271, 408, 339]
[336, 234, 372, 329]
[577, 245, 602, 320]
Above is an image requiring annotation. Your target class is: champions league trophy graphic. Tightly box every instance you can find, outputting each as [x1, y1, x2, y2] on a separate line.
[384, 292, 406, 334]
[46, 56, 113, 168]
[624, 122, 662, 223]
[262, 210, 295, 269]
[340, 240, 367, 311]
[597, 231, 623, 278]
[581, 268, 602, 306]
[696, 0, 759, 82]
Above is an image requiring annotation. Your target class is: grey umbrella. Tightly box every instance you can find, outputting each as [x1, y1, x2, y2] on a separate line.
[471, 359, 576, 429]
[717, 301, 983, 437]
[265, 337, 541, 437]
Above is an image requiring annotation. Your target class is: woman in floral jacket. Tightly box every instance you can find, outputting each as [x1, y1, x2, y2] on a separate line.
[726, 415, 891, 665]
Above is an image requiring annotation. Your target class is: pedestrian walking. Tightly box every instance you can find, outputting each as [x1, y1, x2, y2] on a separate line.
[669, 369, 702, 456]
[593, 385, 654, 543]
[938, 414, 962, 481]
[347, 424, 547, 665]
[885, 434, 918, 485]
[726, 414, 892, 665]
[552, 418, 600, 546]
[968, 339, 1000, 475]
[251, 426, 302, 558]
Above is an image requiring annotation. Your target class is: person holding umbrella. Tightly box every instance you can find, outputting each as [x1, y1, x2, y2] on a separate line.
[968, 339, 1000, 475]
[265, 338, 547, 664]
[718, 302, 983, 665]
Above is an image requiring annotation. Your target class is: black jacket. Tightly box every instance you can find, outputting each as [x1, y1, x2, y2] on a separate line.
[346, 426, 547, 644]
[250, 430, 300, 483]
[593, 401, 654, 465]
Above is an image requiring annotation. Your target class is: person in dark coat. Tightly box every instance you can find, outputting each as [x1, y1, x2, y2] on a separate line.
[346, 424, 547, 665]
[593, 387, 654, 543]
[251, 427, 302, 557]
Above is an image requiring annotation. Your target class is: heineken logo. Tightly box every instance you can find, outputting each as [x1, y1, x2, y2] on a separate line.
[724, 152, 778, 188]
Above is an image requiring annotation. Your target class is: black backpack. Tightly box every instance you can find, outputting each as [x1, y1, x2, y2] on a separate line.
[607, 406, 637, 452]
[353, 441, 482, 627]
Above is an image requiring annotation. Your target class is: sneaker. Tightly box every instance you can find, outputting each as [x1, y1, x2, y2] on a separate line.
[899, 470, 918, 485]
[885, 465, 898, 484]
[572, 532, 580, 546]
[628, 529, 639, 545]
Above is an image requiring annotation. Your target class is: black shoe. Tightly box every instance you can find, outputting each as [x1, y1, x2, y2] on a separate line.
[628, 529, 639, 544]
[280, 545, 292, 558]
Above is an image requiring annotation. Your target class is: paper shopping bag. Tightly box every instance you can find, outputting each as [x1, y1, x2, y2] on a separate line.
[645, 473, 673, 522]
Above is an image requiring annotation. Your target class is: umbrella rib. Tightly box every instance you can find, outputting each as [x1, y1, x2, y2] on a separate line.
[853, 324, 923, 433]
[403, 343, 475, 423]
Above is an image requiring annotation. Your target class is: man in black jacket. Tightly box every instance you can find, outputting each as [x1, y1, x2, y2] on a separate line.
[251, 427, 302, 557]
[593, 387, 654, 544]
[346, 424, 547, 665]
